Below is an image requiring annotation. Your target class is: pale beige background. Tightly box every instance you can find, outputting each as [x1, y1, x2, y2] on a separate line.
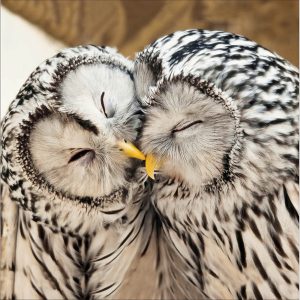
[1, 7, 64, 117]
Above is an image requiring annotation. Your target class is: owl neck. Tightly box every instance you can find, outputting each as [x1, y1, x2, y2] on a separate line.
[151, 174, 280, 234]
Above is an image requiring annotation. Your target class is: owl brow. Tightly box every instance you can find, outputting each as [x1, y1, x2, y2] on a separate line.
[100, 91, 108, 118]
[70, 113, 99, 135]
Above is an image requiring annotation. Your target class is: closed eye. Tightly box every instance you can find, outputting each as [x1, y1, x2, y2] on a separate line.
[172, 120, 203, 133]
[68, 149, 95, 163]
[100, 91, 108, 118]
[100, 91, 115, 118]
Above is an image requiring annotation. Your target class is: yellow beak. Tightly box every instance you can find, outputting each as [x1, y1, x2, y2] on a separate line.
[117, 140, 161, 179]
[117, 140, 146, 161]
[145, 153, 162, 179]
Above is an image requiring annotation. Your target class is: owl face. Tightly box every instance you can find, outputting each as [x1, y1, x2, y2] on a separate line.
[140, 77, 237, 188]
[28, 63, 143, 199]
[1, 46, 147, 215]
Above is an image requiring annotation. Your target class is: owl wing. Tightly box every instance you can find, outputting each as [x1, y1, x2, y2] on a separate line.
[0, 180, 19, 300]
[202, 180, 299, 299]
[227, 180, 299, 299]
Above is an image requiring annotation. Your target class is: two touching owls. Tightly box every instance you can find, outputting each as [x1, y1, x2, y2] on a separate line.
[1, 30, 298, 300]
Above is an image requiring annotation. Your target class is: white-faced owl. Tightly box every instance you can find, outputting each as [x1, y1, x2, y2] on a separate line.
[0, 45, 155, 300]
[135, 29, 299, 299]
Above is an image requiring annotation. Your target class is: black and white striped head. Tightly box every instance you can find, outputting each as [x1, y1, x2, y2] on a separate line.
[1, 46, 144, 229]
[135, 29, 298, 193]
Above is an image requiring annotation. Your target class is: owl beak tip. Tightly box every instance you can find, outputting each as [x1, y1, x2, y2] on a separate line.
[145, 154, 161, 179]
[117, 140, 146, 161]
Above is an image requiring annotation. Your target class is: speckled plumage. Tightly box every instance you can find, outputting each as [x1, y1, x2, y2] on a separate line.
[0, 45, 155, 300]
[135, 29, 299, 299]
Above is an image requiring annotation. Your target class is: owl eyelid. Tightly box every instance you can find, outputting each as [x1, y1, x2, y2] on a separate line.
[68, 149, 95, 163]
[100, 91, 108, 118]
[172, 120, 203, 133]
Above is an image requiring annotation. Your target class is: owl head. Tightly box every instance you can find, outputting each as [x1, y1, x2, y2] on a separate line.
[1, 45, 145, 230]
[134, 29, 298, 194]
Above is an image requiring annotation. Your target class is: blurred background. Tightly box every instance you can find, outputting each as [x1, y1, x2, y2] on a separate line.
[1, 0, 299, 117]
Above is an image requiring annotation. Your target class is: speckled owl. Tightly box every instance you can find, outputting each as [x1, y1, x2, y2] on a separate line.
[135, 29, 299, 299]
[0, 45, 156, 300]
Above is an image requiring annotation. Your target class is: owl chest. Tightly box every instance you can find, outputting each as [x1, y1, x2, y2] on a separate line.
[154, 183, 299, 299]
[13, 210, 141, 299]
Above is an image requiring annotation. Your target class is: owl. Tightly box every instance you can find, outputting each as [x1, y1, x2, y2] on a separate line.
[0, 45, 156, 299]
[135, 29, 299, 299]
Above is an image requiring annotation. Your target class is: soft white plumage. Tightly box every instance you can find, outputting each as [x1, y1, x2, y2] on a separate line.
[0, 45, 155, 299]
[135, 29, 299, 299]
